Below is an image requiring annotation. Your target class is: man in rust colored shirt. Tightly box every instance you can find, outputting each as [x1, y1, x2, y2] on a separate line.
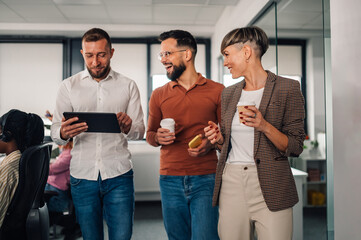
[146, 30, 224, 240]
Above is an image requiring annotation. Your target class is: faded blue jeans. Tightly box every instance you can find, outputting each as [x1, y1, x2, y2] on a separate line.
[44, 183, 70, 212]
[70, 170, 134, 240]
[159, 174, 219, 240]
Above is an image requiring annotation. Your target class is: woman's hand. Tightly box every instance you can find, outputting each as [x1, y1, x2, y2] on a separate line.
[240, 106, 288, 152]
[204, 121, 224, 145]
[239, 106, 268, 132]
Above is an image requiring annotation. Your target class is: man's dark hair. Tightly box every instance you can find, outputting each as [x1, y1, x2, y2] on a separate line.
[159, 30, 197, 59]
[82, 28, 112, 50]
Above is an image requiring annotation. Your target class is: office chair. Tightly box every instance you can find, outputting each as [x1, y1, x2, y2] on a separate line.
[44, 189, 80, 239]
[0, 142, 52, 240]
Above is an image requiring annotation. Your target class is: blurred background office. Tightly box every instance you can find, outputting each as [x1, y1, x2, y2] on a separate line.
[1, 0, 360, 239]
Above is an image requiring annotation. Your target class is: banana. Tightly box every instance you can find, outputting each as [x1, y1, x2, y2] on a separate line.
[188, 134, 203, 148]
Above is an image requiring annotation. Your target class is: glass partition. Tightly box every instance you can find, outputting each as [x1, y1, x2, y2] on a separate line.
[323, 0, 334, 238]
[251, 2, 278, 74]
[248, 0, 331, 239]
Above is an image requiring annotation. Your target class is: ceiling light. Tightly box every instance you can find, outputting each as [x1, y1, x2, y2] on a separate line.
[53, 0, 102, 5]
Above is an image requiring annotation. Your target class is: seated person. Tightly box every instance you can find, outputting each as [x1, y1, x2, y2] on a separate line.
[45, 139, 73, 213]
[44, 111, 81, 239]
[0, 109, 44, 228]
[45, 110, 72, 213]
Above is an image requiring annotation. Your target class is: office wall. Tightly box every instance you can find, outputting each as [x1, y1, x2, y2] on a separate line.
[331, 0, 361, 238]
[0, 43, 63, 116]
[306, 36, 326, 140]
[211, 0, 269, 82]
[0, 40, 208, 126]
[111, 43, 148, 126]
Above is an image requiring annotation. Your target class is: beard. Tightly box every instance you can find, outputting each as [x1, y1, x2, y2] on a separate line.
[87, 63, 110, 80]
[167, 62, 186, 81]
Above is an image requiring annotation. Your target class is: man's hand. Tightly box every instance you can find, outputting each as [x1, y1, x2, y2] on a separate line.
[60, 117, 88, 140]
[188, 137, 213, 157]
[155, 128, 175, 145]
[116, 112, 132, 134]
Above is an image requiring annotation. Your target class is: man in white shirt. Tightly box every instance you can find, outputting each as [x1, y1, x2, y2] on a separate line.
[51, 28, 145, 240]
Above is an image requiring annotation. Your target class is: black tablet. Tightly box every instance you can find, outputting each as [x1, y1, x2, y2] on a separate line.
[63, 112, 121, 133]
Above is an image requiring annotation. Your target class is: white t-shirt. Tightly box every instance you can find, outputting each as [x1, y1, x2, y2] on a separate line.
[227, 88, 264, 164]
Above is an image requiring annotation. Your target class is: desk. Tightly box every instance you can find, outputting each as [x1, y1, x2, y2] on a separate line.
[128, 141, 161, 201]
[290, 150, 327, 207]
[292, 168, 308, 240]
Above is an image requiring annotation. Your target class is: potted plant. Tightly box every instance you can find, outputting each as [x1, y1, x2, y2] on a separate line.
[310, 140, 319, 156]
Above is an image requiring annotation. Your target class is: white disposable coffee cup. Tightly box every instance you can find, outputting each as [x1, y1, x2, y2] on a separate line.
[160, 118, 175, 133]
[237, 101, 256, 123]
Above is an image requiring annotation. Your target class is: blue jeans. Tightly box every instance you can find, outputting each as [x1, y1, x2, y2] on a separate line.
[44, 183, 70, 212]
[159, 174, 219, 240]
[70, 170, 134, 240]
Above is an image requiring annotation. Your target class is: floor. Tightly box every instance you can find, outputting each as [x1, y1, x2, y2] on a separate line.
[51, 201, 327, 240]
[303, 207, 327, 240]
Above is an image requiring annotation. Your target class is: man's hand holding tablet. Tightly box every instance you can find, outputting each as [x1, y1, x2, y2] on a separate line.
[60, 116, 88, 140]
[116, 112, 132, 134]
[62, 112, 124, 140]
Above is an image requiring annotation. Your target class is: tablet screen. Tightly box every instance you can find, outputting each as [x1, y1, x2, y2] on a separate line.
[63, 112, 121, 133]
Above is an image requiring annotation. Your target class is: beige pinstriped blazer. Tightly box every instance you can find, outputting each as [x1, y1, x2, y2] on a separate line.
[213, 71, 306, 212]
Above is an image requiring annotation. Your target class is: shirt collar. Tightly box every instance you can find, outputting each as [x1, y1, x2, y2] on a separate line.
[169, 73, 207, 88]
[2, 150, 21, 164]
[81, 68, 114, 82]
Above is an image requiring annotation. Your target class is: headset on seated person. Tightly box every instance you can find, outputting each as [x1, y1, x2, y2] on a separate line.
[0, 109, 17, 142]
[0, 109, 44, 152]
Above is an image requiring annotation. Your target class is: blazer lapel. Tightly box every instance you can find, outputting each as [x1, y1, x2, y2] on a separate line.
[225, 81, 245, 135]
[254, 71, 276, 156]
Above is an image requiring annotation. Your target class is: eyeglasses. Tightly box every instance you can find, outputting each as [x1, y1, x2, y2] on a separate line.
[158, 50, 186, 60]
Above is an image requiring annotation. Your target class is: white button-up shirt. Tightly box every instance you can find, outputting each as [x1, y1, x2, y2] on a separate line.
[51, 69, 145, 181]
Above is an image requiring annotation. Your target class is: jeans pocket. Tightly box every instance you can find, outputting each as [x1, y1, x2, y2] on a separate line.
[70, 176, 82, 187]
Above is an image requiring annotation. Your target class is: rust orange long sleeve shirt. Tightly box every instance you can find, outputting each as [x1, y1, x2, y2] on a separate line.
[146, 74, 224, 176]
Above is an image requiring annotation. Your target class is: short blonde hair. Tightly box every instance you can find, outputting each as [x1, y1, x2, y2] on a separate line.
[221, 26, 269, 59]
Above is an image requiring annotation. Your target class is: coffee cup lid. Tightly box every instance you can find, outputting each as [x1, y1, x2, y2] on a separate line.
[160, 118, 175, 126]
[238, 101, 256, 106]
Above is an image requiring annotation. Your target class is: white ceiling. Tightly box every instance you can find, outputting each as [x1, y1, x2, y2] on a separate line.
[0, 0, 238, 37]
[0, 0, 325, 38]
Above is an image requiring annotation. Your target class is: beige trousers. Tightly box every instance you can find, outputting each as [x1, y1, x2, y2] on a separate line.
[218, 163, 293, 240]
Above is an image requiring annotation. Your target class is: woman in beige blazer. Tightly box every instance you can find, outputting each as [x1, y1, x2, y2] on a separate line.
[204, 26, 305, 240]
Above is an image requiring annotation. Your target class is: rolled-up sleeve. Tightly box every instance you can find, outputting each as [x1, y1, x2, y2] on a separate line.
[283, 80, 306, 157]
[146, 89, 161, 147]
[125, 81, 145, 140]
[51, 82, 72, 146]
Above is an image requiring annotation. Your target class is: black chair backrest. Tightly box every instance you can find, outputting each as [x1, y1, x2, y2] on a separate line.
[0, 143, 52, 238]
